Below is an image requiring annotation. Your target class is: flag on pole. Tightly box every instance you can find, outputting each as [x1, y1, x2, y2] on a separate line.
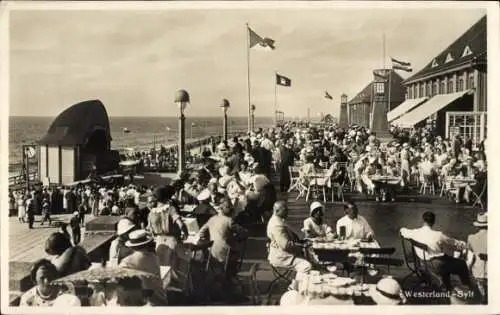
[248, 27, 275, 51]
[324, 91, 333, 100]
[276, 73, 291, 86]
[391, 57, 412, 72]
[373, 71, 388, 80]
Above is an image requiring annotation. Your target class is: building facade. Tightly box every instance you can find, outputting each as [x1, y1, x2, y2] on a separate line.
[391, 16, 486, 146]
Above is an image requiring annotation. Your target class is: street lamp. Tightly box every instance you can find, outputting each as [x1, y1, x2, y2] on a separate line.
[251, 104, 256, 131]
[175, 89, 190, 174]
[221, 99, 230, 141]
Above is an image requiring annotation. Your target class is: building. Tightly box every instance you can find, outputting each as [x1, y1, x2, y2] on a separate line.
[347, 69, 405, 132]
[389, 15, 487, 146]
[38, 100, 113, 185]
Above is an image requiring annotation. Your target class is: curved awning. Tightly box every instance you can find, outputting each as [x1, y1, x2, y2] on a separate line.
[387, 97, 428, 123]
[392, 90, 472, 128]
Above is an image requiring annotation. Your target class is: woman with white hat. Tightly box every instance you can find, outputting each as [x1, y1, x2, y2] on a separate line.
[302, 202, 333, 239]
[370, 277, 406, 305]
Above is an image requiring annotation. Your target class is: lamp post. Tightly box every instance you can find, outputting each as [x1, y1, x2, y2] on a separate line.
[175, 89, 190, 174]
[250, 104, 256, 131]
[221, 99, 230, 141]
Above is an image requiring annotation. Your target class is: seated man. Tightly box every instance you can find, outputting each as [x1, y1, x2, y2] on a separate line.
[466, 212, 488, 303]
[400, 211, 473, 291]
[303, 201, 334, 238]
[336, 200, 374, 241]
[267, 200, 313, 276]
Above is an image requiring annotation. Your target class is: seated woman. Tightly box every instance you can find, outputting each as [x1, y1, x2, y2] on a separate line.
[20, 259, 59, 306]
[45, 232, 91, 278]
[302, 201, 334, 239]
[361, 157, 378, 197]
[198, 196, 248, 302]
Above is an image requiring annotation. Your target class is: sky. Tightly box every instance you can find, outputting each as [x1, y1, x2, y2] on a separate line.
[7, 4, 487, 118]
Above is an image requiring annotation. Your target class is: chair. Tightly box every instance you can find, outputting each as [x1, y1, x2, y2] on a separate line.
[265, 240, 295, 304]
[287, 166, 305, 198]
[237, 263, 261, 305]
[472, 182, 487, 210]
[419, 170, 436, 195]
[400, 234, 444, 290]
[185, 241, 213, 299]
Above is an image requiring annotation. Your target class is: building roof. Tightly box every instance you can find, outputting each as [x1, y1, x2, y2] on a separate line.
[403, 15, 486, 84]
[39, 99, 112, 146]
[348, 70, 406, 108]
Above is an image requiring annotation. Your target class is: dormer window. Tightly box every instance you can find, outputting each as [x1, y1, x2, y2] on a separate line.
[431, 59, 438, 68]
[462, 45, 473, 57]
[445, 52, 454, 63]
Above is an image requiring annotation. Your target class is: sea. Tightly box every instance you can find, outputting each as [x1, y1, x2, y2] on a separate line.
[9, 116, 274, 175]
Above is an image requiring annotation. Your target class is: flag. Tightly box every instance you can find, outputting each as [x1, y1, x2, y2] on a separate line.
[276, 73, 291, 87]
[391, 57, 412, 72]
[248, 27, 275, 50]
[325, 91, 333, 100]
[373, 71, 388, 80]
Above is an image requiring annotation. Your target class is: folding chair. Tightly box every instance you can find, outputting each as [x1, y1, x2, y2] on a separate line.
[237, 263, 261, 305]
[400, 234, 444, 290]
[264, 240, 295, 305]
[419, 170, 436, 195]
[185, 241, 213, 299]
[472, 182, 487, 210]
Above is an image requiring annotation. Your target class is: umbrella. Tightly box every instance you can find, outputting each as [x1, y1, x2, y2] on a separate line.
[53, 267, 160, 285]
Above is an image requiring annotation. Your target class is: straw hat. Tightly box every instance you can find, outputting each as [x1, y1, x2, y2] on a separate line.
[280, 290, 304, 305]
[125, 230, 154, 248]
[52, 294, 81, 306]
[370, 277, 404, 305]
[197, 188, 211, 202]
[116, 219, 136, 236]
[310, 201, 324, 215]
[473, 212, 487, 227]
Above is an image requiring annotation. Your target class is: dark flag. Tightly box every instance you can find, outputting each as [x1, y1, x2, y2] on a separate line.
[325, 91, 333, 100]
[248, 27, 276, 51]
[373, 71, 388, 81]
[391, 57, 412, 72]
[276, 73, 291, 87]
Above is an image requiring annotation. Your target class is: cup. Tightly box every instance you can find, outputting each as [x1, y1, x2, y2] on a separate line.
[339, 226, 346, 240]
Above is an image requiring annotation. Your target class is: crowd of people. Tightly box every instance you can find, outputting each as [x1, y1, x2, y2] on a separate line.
[10, 121, 488, 306]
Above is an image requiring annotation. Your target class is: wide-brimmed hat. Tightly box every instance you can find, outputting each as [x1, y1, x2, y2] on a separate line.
[370, 277, 404, 305]
[197, 188, 211, 202]
[125, 229, 154, 248]
[473, 212, 487, 227]
[116, 218, 136, 236]
[310, 201, 324, 215]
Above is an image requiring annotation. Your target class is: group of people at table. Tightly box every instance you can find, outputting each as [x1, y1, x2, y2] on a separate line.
[267, 198, 488, 305]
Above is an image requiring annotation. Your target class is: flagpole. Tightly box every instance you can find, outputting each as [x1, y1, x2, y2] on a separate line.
[246, 23, 251, 133]
[388, 68, 392, 126]
[274, 71, 278, 126]
[383, 33, 386, 70]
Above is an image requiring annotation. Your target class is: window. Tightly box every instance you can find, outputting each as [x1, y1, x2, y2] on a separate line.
[432, 82, 438, 96]
[420, 84, 424, 98]
[408, 87, 412, 99]
[468, 74, 475, 89]
[426, 82, 431, 97]
[414, 85, 418, 98]
[374, 82, 384, 94]
[458, 78, 464, 92]
[462, 45, 473, 58]
[448, 79, 454, 93]
[440, 80, 446, 94]
[445, 52, 454, 63]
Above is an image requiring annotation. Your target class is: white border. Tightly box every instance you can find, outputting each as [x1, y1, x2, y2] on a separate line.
[1, 1, 499, 315]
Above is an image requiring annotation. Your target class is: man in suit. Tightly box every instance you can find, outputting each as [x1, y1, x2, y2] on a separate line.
[279, 140, 295, 193]
[266, 201, 313, 275]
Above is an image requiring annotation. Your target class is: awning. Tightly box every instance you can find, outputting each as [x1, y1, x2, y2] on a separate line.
[392, 90, 471, 128]
[387, 97, 428, 122]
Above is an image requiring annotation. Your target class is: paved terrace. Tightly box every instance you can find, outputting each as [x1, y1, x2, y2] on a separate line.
[8, 174, 481, 305]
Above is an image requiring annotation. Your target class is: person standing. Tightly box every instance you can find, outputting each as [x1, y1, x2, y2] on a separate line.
[40, 198, 52, 226]
[78, 197, 88, 227]
[279, 140, 295, 193]
[69, 211, 81, 245]
[26, 194, 35, 229]
[17, 193, 26, 223]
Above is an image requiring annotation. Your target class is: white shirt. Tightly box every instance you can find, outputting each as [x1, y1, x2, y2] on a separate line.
[336, 215, 374, 240]
[400, 225, 466, 260]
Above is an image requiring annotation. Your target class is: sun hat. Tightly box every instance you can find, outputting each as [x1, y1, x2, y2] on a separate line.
[116, 218, 136, 236]
[310, 201, 324, 215]
[280, 290, 304, 305]
[473, 212, 487, 227]
[197, 188, 211, 202]
[125, 229, 154, 248]
[52, 294, 82, 307]
[370, 277, 404, 305]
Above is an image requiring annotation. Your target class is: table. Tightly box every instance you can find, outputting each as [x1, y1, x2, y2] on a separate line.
[370, 175, 401, 186]
[310, 238, 380, 251]
[449, 177, 477, 188]
[308, 238, 381, 266]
